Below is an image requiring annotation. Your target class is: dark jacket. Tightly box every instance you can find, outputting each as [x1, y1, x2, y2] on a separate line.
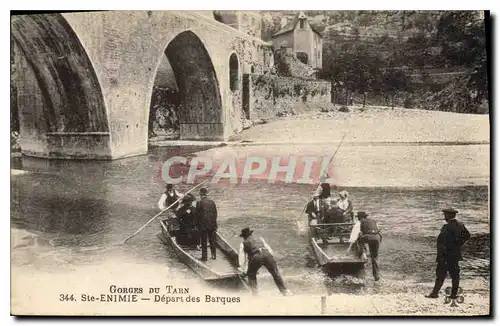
[176, 203, 196, 233]
[165, 190, 181, 207]
[305, 198, 326, 221]
[360, 218, 380, 235]
[436, 219, 471, 262]
[196, 197, 218, 231]
[243, 235, 267, 259]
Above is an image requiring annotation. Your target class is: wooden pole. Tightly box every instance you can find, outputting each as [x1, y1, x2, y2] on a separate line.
[295, 133, 347, 233]
[122, 180, 208, 244]
[321, 296, 327, 314]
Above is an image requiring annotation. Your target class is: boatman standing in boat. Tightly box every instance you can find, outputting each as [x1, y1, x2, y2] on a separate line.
[238, 227, 292, 296]
[426, 208, 471, 299]
[158, 184, 184, 211]
[196, 187, 218, 261]
[356, 211, 382, 281]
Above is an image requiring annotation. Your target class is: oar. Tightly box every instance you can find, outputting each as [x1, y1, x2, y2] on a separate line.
[295, 133, 347, 234]
[122, 180, 209, 244]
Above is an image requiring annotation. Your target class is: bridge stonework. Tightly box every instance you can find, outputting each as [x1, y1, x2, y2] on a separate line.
[11, 11, 270, 160]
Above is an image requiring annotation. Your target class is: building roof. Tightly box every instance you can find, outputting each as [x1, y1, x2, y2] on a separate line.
[271, 12, 323, 38]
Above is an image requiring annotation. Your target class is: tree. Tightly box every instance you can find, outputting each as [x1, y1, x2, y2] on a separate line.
[434, 11, 488, 109]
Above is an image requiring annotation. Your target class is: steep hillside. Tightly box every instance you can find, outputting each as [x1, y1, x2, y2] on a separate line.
[261, 10, 470, 69]
[261, 11, 489, 114]
[261, 11, 445, 41]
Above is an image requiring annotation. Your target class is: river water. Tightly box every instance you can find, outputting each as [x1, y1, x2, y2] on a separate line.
[10, 145, 490, 297]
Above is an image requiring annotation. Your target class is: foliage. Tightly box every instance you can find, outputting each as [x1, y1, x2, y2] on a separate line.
[320, 37, 411, 98]
[317, 10, 488, 113]
[434, 11, 488, 105]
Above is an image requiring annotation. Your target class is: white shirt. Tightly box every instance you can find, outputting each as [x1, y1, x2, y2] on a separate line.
[157, 190, 183, 210]
[338, 198, 349, 211]
[314, 198, 320, 211]
[238, 237, 274, 273]
[349, 221, 361, 243]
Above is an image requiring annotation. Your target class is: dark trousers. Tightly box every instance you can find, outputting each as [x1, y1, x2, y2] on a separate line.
[431, 259, 460, 297]
[359, 234, 380, 279]
[247, 250, 288, 295]
[200, 228, 216, 260]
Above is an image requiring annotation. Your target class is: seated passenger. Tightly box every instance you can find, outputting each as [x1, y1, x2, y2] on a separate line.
[175, 194, 198, 247]
[337, 190, 353, 222]
[306, 193, 322, 221]
[306, 192, 324, 239]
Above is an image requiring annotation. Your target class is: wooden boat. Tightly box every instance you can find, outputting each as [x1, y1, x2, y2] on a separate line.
[309, 222, 368, 276]
[157, 217, 247, 287]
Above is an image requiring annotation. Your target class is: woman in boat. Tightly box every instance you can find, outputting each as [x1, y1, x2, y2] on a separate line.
[175, 193, 198, 247]
[337, 190, 353, 222]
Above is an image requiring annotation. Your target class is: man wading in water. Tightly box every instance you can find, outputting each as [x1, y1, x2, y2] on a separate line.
[356, 211, 382, 281]
[238, 228, 292, 296]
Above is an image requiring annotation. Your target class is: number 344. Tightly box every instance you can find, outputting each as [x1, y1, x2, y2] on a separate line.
[59, 294, 75, 302]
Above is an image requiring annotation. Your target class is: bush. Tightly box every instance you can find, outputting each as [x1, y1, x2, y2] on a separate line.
[403, 97, 414, 108]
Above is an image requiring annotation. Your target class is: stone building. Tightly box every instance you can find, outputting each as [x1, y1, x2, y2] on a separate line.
[213, 10, 262, 39]
[271, 12, 323, 70]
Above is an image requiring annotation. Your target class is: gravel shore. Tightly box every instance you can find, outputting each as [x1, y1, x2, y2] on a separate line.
[231, 106, 490, 144]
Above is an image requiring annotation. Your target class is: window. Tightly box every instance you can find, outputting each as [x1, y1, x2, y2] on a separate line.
[299, 19, 305, 29]
[229, 53, 239, 91]
[297, 52, 308, 64]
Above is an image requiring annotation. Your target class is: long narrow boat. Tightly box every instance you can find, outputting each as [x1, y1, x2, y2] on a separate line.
[309, 222, 367, 276]
[158, 218, 247, 287]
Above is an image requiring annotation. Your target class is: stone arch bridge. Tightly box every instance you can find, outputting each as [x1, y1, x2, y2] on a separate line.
[11, 11, 271, 159]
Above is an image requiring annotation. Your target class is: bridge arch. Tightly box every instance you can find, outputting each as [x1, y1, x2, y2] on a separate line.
[149, 30, 223, 140]
[11, 13, 108, 158]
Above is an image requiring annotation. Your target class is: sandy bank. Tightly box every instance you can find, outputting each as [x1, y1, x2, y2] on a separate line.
[153, 107, 490, 188]
[231, 107, 490, 144]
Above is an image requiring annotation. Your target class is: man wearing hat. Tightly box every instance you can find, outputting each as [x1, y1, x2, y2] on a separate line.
[195, 188, 218, 261]
[238, 227, 291, 296]
[426, 208, 470, 299]
[306, 191, 324, 230]
[158, 184, 183, 211]
[356, 211, 382, 281]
